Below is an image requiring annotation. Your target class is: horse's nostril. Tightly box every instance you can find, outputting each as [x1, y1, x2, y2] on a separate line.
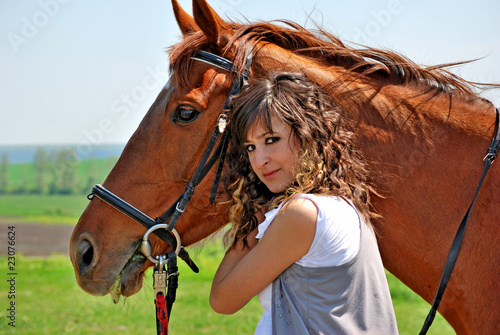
[78, 239, 94, 272]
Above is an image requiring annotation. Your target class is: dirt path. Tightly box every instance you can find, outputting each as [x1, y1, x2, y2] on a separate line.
[0, 222, 74, 257]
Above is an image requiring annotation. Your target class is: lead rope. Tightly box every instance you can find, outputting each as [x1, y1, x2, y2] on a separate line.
[153, 252, 179, 335]
[153, 255, 168, 335]
[419, 108, 500, 334]
[155, 291, 168, 335]
[141, 225, 182, 335]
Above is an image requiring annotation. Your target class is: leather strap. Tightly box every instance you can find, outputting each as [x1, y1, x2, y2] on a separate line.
[419, 107, 500, 334]
[90, 184, 198, 272]
[192, 50, 251, 79]
[166, 251, 179, 319]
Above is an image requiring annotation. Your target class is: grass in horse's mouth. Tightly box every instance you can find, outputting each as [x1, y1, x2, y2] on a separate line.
[109, 273, 122, 304]
[108, 248, 147, 304]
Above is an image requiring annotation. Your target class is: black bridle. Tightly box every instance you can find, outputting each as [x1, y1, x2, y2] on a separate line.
[87, 49, 252, 334]
[88, 50, 252, 270]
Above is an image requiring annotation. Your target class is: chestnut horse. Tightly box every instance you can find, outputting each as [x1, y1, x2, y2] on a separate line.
[70, 0, 499, 333]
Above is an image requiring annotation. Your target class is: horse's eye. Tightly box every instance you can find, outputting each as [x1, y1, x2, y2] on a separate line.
[173, 105, 199, 123]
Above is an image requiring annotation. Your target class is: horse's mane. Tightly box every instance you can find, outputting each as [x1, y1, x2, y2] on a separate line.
[169, 19, 496, 99]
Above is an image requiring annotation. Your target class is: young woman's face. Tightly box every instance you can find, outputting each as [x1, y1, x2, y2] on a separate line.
[244, 115, 300, 193]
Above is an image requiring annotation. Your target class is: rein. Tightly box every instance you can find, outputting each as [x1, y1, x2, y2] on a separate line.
[419, 107, 500, 334]
[87, 49, 252, 335]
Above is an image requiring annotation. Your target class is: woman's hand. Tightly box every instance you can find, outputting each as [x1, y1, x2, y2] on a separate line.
[246, 227, 259, 249]
[255, 208, 266, 224]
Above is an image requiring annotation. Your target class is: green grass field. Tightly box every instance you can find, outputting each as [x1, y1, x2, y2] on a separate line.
[0, 156, 115, 224]
[0, 194, 88, 224]
[3, 156, 116, 195]
[0, 245, 454, 334]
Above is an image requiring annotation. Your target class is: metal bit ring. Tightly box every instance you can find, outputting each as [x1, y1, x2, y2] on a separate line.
[140, 224, 181, 264]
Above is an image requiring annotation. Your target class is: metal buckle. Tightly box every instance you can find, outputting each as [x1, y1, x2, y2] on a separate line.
[175, 202, 185, 213]
[217, 113, 228, 133]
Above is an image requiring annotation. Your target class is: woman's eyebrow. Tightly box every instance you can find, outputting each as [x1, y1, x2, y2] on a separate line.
[245, 131, 275, 143]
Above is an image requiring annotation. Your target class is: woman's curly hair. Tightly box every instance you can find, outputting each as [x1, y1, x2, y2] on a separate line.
[223, 72, 376, 248]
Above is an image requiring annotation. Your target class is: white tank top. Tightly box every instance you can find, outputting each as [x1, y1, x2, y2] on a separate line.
[254, 194, 361, 335]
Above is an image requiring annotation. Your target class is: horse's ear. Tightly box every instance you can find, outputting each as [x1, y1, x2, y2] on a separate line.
[172, 0, 198, 36]
[192, 0, 232, 48]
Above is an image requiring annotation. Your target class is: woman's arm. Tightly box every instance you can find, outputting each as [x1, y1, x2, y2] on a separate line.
[209, 198, 318, 314]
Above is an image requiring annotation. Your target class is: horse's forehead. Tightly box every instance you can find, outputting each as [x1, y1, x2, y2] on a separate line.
[198, 69, 230, 93]
[172, 68, 232, 109]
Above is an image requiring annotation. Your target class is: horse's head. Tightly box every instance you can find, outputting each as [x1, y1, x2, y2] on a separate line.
[70, 0, 475, 301]
[70, 0, 254, 299]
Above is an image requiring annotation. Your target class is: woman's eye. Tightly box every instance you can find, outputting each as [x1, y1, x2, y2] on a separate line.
[245, 144, 255, 152]
[266, 137, 279, 144]
[173, 105, 199, 123]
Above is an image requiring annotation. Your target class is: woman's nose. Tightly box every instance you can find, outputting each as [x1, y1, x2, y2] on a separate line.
[253, 148, 270, 170]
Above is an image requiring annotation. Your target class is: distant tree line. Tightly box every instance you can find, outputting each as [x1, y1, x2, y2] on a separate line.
[0, 147, 117, 195]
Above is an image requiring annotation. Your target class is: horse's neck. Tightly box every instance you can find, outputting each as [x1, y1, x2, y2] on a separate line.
[344, 80, 497, 227]
[351, 86, 494, 186]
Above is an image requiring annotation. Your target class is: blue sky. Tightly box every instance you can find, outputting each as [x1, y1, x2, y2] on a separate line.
[1, 0, 499, 146]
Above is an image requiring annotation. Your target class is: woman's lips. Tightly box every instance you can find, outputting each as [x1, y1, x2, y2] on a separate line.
[263, 169, 279, 179]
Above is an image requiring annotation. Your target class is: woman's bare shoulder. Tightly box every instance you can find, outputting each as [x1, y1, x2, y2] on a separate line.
[278, 197, 318, 225]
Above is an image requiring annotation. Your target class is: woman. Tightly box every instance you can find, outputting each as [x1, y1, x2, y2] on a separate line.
[210, 72, 398, 334]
